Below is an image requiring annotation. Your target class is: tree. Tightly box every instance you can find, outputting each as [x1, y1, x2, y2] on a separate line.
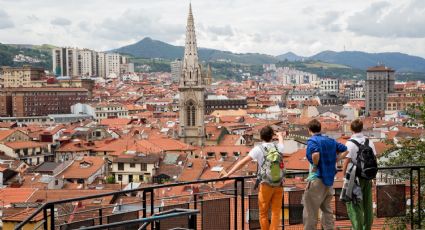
[106, 175, 116, 184]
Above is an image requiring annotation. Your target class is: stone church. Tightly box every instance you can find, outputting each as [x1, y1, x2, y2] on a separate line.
[178, 4, 211, 146]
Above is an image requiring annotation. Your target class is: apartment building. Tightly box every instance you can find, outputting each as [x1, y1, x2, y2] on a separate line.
[0, 88, 89, 117]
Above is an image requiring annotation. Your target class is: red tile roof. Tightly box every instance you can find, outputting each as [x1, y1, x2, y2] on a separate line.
[59, 156, 105, 180]
[4, 141, 47, 150]
[0, 188, 37, 206]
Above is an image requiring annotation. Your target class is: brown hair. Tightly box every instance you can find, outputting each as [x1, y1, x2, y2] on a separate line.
[350, 119, 363, 133]
[260, 126, 274, 142]
[308, 119, 321, 133]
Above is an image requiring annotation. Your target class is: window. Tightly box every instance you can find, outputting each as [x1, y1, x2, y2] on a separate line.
[141, 163, 147, 171]
[186, 101, 196, 126]
[118, 175, 122, 181]
[118, 163, 124, 170]
[128, 175, 133, 183]
[130, 163, 135, 168]
[139, 175, 144, 182]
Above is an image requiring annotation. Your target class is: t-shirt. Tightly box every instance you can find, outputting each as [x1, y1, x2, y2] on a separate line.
[346, 133, 377, 161]
[248, 142, 285, 167]
[306, 134, 347, 187]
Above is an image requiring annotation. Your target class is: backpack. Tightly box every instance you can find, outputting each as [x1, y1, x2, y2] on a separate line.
[257, 144, 285, 187]
[348, 139, 377, 180]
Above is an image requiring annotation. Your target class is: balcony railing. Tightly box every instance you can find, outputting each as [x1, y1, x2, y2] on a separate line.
[14, 165, 424, 230]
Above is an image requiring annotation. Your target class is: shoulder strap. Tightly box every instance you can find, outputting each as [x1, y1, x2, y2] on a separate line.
[348, 139, 362, 148]
[364, 139, 369, 146]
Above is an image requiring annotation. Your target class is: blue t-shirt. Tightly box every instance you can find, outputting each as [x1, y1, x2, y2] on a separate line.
[306, 134, 347, 187]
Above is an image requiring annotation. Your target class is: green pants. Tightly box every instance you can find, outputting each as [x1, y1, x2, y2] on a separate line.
[346, 178, 373, 230]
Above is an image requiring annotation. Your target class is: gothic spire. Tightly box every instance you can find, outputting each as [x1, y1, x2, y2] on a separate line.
[183, 3, 199, 70]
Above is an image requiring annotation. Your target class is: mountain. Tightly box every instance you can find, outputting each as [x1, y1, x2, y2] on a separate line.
[113, 37, 278, 65]
[276, 52, 305, 61]
[279, 50, 425, 73]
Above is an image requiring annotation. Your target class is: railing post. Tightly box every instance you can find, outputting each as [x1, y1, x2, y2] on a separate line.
[150, 189, 155, 229]
[193, 193, 198, 210]
[98, 208, 103, 225]
[418, 168, 421, 229]
[43, 206, 48, 230]
[50, 204, 55, 230]
[142, 190, 147, 218]
[234, 178, 238, 230]
[241, 178, 245, 230]
[411, 168, 414, 230]
[189, 213, 197, 229]
[282, 190, 285, 230]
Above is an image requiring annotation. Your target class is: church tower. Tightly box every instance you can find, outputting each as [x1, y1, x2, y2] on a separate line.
[178, 4, 206, 146]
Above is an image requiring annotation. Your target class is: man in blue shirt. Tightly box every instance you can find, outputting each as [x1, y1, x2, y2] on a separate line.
[303, 119, 348, 230]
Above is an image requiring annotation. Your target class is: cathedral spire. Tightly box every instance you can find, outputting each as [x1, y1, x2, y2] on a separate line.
[183, 3, 199, 71]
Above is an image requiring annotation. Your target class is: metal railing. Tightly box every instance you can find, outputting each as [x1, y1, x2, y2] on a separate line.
[14, 165, 425, 230]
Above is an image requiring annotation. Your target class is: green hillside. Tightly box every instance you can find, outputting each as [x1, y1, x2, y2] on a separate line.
[0, 43, 53, 70]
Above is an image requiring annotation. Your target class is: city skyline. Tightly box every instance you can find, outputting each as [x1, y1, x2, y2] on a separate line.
[0, 0, 424, 58]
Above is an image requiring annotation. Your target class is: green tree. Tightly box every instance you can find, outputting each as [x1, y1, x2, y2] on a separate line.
[106, 175, 116, 184]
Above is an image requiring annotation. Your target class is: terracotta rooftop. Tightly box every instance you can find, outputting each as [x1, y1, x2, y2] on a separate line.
[4, 141, 47, 150]
[59, 156, 105, 180]
[0, 188, 37, 206]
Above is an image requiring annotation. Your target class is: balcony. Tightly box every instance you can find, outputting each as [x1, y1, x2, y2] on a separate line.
[14, 165, 424, 230]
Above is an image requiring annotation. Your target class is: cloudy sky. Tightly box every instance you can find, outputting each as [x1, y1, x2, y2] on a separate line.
[1, 0, 424, 57]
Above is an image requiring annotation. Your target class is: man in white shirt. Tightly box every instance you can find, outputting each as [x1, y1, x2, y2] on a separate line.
[343, 119, 377, 230]
[222, 126, 285, 230]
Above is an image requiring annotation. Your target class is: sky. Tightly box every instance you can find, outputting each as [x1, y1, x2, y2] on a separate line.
[0, 0, 424, 58]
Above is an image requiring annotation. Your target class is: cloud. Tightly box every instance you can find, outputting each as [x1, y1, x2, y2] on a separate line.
[97, 9, 184, 42]
[207, 25, 234, 37]
[0, 9, 14, 29]
[51, 17, 72, 26]
[319, 11, 342, 32]
[347, 0, 425, 38]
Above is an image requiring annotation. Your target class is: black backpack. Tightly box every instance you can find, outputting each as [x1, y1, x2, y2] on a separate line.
[348, 139, 378, 180]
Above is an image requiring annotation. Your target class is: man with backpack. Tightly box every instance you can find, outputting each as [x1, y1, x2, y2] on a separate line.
[222, 126, 285, 230]
[343, 119, 378, 230]
[303, 119, 348, 230]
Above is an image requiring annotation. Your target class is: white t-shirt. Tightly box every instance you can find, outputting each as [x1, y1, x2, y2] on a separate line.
[346, 133, 377, 160]
[248, 142, 284, 166]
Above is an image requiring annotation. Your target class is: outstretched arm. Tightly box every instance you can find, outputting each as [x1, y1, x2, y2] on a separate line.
[221, 155, 253, 178]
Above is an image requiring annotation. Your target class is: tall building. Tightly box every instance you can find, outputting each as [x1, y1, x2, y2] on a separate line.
[1, 65, 45, 88]
[52, 48, 79, 76]
[78, 49, 97, 77]
[178, 4, 206, 146]
[365, 65, 395, 115]
[106, 53, 120, 78]
[53, 48, 131, 78]
[170, 59, 183, 82]
[97, 52, 107, 78]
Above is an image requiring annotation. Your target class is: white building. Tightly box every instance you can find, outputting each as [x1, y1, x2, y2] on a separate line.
[53, 48, 132, 78]
[320, 78, 339, 93]
[278, 67, 318, 85]
[71, 103, 129, 121]
[171, 59, 183, 82]
[111, 153, 160, 184]
[79, 49, 97, 77]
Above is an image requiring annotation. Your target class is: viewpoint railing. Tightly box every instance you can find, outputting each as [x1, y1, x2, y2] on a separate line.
[14, 165, 425, 230]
